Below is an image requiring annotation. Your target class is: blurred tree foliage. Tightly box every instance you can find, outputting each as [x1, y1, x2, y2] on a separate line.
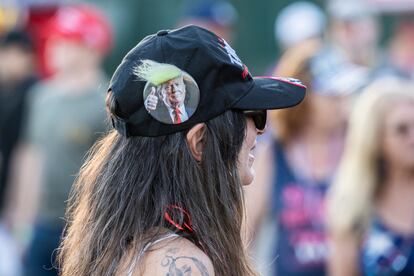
[87, 0, 323, 75]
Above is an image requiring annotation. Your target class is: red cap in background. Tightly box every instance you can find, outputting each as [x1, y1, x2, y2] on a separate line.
[27, 4, 113, 77]
[45, 4, 113, 55]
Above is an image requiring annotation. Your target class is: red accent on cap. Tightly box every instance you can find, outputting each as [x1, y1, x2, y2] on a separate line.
[242, 64, 249, 79]
[256, 76, 306, 88]
[217, 36, 225, 47]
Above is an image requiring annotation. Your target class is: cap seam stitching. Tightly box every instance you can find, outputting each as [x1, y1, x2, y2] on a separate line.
[160, 35, 166, 62]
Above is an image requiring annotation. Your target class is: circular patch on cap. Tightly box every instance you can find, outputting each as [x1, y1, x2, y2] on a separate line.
[143, 71, 200, 124]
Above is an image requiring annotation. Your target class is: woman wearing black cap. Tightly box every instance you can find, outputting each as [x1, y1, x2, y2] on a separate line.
[57, 25, 306, 276]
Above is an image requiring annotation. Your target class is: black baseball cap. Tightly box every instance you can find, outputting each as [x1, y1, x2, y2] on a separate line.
[108, 25, 306, 137]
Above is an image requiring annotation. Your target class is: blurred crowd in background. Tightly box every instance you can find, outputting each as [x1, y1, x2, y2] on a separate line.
[0, 0, 413, 275]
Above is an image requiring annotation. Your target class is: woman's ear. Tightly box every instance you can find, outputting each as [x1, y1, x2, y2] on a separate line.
[186, 123, 206, 162]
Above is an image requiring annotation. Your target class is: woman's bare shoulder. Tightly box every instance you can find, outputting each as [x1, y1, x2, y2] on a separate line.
[133, 236, 214, 276]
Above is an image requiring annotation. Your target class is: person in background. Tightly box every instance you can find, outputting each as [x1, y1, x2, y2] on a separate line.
[0, 222, 22, 276]
[6, 4, 112, 276]
[177, 0, 238, 42]
[0, 28, 34, 276]
[0, 30, 37, 215]
[327, 78, 414, 276]
[0, 5, 21, 34]
[243, 41, 367, 276]
[269, 1, 326, 76]
[326, 0, 380, 69]
[377, 17, 414, 80]
[274, 1, 326, 53]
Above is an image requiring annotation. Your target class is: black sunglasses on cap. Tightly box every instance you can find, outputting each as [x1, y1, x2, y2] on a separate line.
[243, 110, 267, 131]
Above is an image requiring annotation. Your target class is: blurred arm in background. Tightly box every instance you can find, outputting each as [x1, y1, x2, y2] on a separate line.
[5, 139, 44, 244]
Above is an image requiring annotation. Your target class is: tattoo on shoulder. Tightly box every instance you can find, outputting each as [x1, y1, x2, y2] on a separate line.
[161, 248, 211, 276]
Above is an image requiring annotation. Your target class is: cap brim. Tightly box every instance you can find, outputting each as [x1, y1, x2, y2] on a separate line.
[233, 77, 306, 110]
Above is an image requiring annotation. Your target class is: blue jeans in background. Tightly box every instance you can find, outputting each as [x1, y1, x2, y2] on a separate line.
[23, 222, 63, 276]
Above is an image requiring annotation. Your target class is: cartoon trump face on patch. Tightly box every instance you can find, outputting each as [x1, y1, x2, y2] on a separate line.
[135, 60, 199, 124]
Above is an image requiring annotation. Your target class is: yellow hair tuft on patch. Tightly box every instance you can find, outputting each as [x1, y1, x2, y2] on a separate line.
[133, 59, 182, 86]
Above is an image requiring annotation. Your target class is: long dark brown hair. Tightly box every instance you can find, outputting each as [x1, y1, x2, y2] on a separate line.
[57, 91, 257, 275]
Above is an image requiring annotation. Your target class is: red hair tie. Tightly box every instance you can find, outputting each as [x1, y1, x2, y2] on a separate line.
[164, 205, 194, 233]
